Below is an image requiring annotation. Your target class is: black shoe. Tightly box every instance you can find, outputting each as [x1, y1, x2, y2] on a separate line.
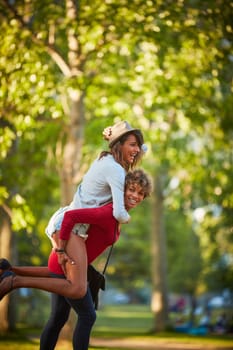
[0, 258, 12, 272]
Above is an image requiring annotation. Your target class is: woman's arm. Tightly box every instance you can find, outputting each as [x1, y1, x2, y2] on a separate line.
[106, 165, 130, 223]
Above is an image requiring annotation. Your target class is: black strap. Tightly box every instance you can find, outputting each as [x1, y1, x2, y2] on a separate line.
[102, 223, 118, 275]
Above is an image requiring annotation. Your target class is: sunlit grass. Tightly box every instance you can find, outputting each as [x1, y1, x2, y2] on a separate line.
[0, 305, 233, 350]
[92, 304, 153, 334]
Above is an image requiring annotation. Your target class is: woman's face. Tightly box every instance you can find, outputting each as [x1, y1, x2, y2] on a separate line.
[124, 182, 145, 211]
[121, 134, 140, 164]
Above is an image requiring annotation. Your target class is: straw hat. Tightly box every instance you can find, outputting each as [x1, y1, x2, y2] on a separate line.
[104, 121, 143, 147]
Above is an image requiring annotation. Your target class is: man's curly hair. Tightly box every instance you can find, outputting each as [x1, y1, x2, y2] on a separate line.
[125, 169, 153, 198]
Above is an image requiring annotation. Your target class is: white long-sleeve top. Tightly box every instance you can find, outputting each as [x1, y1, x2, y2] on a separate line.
[46, 154, 130, 237]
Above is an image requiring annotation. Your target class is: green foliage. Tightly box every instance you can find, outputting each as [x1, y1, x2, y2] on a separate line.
[166, 209, 202, 295]
[107, 199, 152, 287]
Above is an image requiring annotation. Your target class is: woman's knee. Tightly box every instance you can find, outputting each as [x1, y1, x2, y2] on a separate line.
[69, 283, 87, 299]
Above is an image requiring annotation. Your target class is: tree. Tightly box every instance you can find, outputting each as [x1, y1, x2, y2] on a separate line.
[0, 0, 232, 334]
[1, 0, 166, 331]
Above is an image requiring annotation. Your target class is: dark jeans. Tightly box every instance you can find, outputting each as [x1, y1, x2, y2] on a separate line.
[40, 280, 96, 350]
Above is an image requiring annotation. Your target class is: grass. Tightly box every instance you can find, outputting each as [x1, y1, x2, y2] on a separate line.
[0, 305, 233, 350]
[92, 304, 154, 335]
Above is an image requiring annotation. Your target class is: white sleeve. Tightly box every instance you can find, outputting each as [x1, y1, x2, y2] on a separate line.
[105, 164, 130, 223]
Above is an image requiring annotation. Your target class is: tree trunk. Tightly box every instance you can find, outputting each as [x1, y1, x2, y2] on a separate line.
[0, 208, 16, 332]
[150, 174, 169, 331]
[58, 0, 86, 205]
[60, 93, 85, 205]
[58, 0, 86, 338]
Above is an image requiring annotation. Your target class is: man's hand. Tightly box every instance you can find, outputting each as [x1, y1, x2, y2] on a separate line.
[55, 250, 76, 276]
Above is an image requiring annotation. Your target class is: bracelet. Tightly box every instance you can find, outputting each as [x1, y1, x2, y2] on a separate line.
[55, 248, 65, 253]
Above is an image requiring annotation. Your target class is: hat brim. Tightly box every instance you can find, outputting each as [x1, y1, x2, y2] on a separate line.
[109, 129, 143, 147]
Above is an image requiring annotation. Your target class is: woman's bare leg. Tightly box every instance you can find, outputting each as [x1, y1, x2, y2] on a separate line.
[12, 266, 50, 277]
[65, 234, 88, 287]
[1, 234, 88, 299]
[50, 231, 59, 249]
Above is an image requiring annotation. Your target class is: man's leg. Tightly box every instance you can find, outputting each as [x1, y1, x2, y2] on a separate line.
[40, 293, 71, 350]
[67, 288, 96, 350]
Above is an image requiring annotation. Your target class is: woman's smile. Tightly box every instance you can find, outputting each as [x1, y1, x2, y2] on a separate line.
[121, 135, 140, 164]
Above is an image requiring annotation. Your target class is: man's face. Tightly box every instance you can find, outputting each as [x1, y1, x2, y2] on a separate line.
[124, 182, 145, 211]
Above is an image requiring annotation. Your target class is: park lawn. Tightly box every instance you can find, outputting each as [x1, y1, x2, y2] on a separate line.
[91, 304, 233, 349]
[92, 304, 154, 335]
[0, 305, 233, 350]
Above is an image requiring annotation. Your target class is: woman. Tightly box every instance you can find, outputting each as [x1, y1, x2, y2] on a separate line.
[0, 169, 152, 350]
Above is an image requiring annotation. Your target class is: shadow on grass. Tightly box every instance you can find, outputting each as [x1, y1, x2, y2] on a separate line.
[0, 331, 39, 350]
